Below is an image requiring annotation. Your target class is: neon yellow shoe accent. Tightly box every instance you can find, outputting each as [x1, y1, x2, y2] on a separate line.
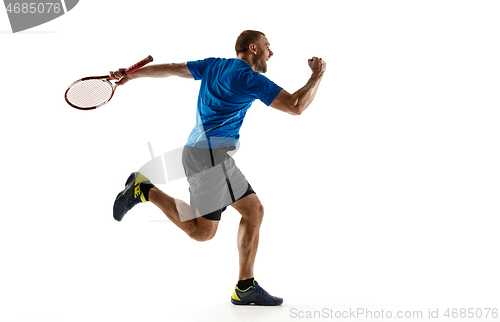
[134, 173, 150, 203]
[232, 287, 241, 301]
[135, 173, 149, 184]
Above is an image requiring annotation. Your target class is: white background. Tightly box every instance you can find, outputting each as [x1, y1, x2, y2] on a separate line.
[1, 1, 499, 321]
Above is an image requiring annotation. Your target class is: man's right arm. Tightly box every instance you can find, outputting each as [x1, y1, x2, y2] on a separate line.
[270, 57, 326, 116]
[109, 62, 193, 86]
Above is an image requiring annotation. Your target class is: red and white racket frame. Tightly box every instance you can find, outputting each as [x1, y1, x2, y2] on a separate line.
[65, 55, 154, 110]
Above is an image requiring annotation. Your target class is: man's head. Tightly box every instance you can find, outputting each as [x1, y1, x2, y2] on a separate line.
[235, 30, 273, 73]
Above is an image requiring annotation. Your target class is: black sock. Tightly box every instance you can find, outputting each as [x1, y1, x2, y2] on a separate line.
[237, 278, 255, 290]
[140, 182, 154, 201]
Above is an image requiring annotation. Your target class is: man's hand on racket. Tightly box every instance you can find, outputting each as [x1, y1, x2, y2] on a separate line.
[109, 68, 130, 86]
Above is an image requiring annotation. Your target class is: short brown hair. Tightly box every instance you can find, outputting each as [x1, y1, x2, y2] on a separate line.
[235, 30, 265, 54]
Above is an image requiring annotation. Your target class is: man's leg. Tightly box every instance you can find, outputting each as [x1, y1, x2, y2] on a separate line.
[231, 193, 264, 281]
[230, 193, 283, 305]
[149, 186, 218, 242]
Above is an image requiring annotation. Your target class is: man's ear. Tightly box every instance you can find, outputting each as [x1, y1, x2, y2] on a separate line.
[249, 43, 258, 55]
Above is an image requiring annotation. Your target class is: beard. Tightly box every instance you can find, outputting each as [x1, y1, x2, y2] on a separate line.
[255, 57, 268, 73]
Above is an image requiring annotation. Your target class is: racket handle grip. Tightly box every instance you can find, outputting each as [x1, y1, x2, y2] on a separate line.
[122, 55, 154, 76]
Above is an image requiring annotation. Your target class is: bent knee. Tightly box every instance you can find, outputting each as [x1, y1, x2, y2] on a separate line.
[189, 229, 217, 242]
[243, 202, 264, 222]
[256, 203, 264, 219]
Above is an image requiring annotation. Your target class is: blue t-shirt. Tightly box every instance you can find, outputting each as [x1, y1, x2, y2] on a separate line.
[186, 58, 282, 148]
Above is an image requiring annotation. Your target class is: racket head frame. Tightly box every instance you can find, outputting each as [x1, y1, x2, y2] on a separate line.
[65, 55, 153, 110]
[64, 76, 116, 110]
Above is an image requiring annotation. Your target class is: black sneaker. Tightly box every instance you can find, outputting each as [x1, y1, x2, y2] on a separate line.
[231, 280, 283, 306]
[113, 172, 150, 221]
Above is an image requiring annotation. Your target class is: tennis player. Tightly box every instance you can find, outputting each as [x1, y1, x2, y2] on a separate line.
[110, 30, 326, 306]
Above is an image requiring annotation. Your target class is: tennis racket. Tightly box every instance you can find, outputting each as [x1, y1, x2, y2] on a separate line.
[65, 55, 154, 110]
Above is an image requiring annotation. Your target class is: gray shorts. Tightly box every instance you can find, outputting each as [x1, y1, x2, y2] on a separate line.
[182, 146, 255, 220]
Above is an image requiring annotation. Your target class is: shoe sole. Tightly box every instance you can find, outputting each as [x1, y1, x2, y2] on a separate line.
[125, 172, 136, 186]
[231, 298, 283, 306]
[113, 173, 139, 222]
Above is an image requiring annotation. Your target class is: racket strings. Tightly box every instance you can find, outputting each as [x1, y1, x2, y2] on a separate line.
[66, 79, 113, 108]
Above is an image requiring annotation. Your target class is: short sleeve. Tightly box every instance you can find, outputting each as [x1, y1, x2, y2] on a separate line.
[186, 59, 205, 80]
[187, 58, 218, 81]
[245, 73, 283, 106]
